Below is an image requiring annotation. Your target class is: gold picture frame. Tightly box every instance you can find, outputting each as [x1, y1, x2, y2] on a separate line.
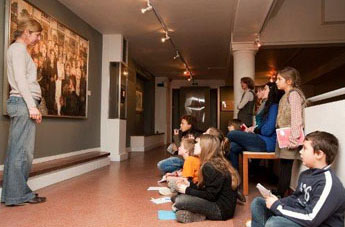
[3, 0, 89, 118]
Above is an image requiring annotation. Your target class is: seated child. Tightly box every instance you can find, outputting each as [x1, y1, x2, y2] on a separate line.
[247, 131, 345, 227]
[228, 119, 243, 132]
[205, 127, 230, 156]
[206, 127, 246, 203]
[157, 115, 202, 174]
[173, 134, 240, 223]
[166, 138, 200, 192]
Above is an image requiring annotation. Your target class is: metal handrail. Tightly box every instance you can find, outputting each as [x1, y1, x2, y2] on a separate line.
[307, 87, 345, 102]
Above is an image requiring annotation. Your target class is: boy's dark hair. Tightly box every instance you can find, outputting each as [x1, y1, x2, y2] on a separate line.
[181, 115, 196, 128]
[255, 85, 265, 93]
[228, 119, 242, 130]
[240, 77, 255, 90]
[305, 131, 339, 165]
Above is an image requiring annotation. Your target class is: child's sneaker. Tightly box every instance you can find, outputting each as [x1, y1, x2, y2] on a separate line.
[237, 190, 246, 203]
[172, 203, 177, 212]
[176, 210, 206, 223]
[245, 220, 252, 227]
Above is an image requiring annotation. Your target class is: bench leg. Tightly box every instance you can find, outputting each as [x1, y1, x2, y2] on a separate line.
[239, 153, 243, 179]
[243, 154, 249, 196]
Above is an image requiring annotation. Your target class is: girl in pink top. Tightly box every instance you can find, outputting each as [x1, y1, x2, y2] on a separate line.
[275, 67, 306, 197]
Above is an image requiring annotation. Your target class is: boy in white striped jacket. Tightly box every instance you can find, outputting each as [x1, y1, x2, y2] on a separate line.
[249, 131, 345, 227]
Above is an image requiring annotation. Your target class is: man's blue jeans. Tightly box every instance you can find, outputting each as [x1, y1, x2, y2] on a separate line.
[1, 97, 37, 205]
[157, 156, 184, 173]
[227, 130, 267, 170]
[251, 197, 301, 227]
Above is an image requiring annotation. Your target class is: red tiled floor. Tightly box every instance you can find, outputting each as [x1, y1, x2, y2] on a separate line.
[0, 147, 264, 227]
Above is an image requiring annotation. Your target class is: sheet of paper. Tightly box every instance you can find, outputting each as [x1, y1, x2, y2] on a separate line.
[150, 197, 171, 204]
[147, 186, 166, 191]
[158, 210, 176, 220]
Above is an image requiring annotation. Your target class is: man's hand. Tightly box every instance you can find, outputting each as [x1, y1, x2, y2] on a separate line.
[265, 194, 279, 209]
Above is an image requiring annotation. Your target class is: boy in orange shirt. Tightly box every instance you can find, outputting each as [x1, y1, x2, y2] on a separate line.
[166, 138, 200, 191]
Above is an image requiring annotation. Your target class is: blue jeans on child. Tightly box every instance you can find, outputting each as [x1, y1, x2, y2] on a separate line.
[227, 130, 267, 170]
[1, 97, 37, 205]
[251, 197, 301, 227]
[157, 156, 184, 173]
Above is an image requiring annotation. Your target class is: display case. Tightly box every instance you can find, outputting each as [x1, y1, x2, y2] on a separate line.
[109, 62, 128, 119]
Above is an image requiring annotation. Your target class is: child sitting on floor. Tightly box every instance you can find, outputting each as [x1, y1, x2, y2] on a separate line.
[173, 134, 240, 223]
[247, 131, 345, 227]
[166, 138, 200, 192]
[228, 119, 243, 132]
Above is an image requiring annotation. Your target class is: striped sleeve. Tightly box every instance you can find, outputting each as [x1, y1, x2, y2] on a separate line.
[270, 171, 334, 226]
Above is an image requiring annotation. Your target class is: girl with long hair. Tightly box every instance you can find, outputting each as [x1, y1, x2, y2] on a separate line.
[174, 134, 240, 223]
[275, 67, 306, 197]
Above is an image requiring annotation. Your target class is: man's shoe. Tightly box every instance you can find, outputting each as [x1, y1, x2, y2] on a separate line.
[26, 196, 46, 204]
[237, 190, 246, 203]
[4, 193, 40, 206]
[6, 203, 26, 207]
[176, 210, 206, 223]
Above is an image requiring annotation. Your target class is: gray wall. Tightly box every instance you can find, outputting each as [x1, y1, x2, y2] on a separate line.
[220, 86, 234, 135]
[143, 77, 155, 135]
[0, 0, 103, 164]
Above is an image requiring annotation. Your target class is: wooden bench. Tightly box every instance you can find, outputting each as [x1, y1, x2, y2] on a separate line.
[0, 151, 110, 186]
[242, 151, 277, 196]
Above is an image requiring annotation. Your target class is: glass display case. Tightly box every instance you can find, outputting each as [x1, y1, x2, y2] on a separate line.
[109, 62, 128, 119]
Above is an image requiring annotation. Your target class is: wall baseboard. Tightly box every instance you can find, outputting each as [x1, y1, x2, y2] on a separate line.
[109, 152, 128, 162]
[0, 147, 101, 171]
[130, 143, 165, 152]
[0, 157, 110, 195]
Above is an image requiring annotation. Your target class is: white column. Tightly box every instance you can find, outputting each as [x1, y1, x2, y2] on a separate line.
[101, 34, 128, 161]
[232, 42, 258, 118]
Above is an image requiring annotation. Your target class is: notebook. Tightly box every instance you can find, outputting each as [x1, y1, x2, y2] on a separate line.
[256, 183, 272, 198]
[158, 210, 176, 220]
[276, 127, 304, 148]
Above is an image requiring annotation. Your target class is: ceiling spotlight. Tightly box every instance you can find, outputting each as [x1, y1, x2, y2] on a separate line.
[173, 51, 180, 60]
[254, 34, 261, 48]
[141, 1, 152, 14]
[183, 70, 190, 76]
[161, 32, 170, 43]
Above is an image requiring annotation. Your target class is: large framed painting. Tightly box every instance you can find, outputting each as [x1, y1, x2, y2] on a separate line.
[3, 0, 89, 118]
